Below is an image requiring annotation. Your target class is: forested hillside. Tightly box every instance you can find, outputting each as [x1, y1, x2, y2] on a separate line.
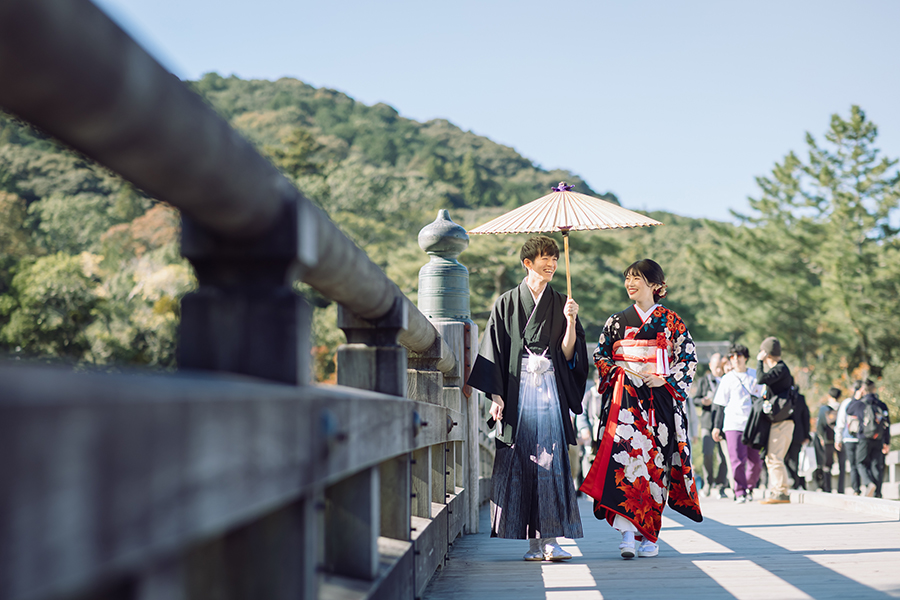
[0, 74, 706, 374]
[186, 74, 728, 378]
[1, 75, 899, 426]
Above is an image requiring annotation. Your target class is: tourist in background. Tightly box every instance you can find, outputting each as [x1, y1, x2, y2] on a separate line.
[835, 383, 863, 495]
[813, 387, 841, 492]
[785, 387, 811, 490]
[756, 337, 795, 505]
[712, 344, 764, 503]
[846, 379, 891, 497]
[693, 353, 729, 498]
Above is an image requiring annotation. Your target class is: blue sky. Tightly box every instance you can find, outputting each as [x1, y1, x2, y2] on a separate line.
[94, 0, 900, 221]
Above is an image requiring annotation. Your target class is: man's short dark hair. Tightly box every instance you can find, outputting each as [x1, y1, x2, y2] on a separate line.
[728, 343, 749, 360]
[520, 235, 559, 265]
[828, 387, 842, 400]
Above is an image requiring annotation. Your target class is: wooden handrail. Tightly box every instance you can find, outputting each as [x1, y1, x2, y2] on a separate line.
[0, 3, 475, 599]
[0, 0, 455, 372]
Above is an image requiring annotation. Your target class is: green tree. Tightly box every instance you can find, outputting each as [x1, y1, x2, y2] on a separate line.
[803, 107, 900, 372]
[690, 106, 900, 388]
[1, 252, 99, 359]
[29, 193, 137, 254]
[0, 191, 33, 279]
[87, 204, 191, 367]
[266, 128, 326, 178]
[0, 75, 712, 377]
[459, 152, 485, 206]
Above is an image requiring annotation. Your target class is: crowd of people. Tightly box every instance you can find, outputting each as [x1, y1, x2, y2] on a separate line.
[467, 236, 891, 564]
[573, 337, 890, 504]
[577, 337, 892, 509]
[693, 355, 891, 502]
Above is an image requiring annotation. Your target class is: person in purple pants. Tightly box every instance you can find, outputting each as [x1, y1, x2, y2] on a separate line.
[711, 344, 764, 503]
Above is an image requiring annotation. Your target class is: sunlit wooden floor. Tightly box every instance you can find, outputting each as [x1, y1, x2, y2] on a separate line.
[423, 491, 900, 600]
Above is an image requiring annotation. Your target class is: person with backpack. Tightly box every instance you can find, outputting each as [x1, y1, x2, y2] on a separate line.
[813, 388, 841, 493]
[846, 379, 892, 497]
[755, 337, 795, 505]
[835, 383, 864, 494]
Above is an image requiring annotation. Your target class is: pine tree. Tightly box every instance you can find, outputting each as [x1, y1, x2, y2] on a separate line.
[691, 106, 900, 384]
[803, 106, 900, 372]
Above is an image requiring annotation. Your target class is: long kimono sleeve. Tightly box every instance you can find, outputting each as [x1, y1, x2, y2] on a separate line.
[466, 304, 508, 401]
[592, 315, 620, 394]
[665, 311, 697, 402]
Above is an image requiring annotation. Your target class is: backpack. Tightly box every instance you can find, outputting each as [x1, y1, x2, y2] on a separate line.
[861, 400, 883, 440]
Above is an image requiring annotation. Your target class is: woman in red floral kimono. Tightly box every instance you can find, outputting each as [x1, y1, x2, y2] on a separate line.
[580, 259, 702, 559]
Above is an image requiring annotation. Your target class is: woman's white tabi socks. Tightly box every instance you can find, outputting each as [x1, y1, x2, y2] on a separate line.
[622, 532, 659, 558]
[637, 537, 659, 557]
[619, 531, 636, 559]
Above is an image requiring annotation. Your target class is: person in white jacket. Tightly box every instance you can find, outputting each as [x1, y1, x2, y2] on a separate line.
[711, 343, 764, 503]
[834, 382, 863, 495]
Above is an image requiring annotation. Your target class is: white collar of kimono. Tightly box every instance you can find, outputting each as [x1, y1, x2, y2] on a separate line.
[634, 303, 659, 323]
[523, 277, 546, 306]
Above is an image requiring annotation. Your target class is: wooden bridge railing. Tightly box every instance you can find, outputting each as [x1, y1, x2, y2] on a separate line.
[0, 1, 494, 599]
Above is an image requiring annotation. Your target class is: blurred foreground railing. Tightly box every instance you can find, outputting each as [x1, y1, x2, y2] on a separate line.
[0, 1, 494, 599]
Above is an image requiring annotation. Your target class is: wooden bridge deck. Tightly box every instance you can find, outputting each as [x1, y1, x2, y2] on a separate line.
[424, 492, 900, 600]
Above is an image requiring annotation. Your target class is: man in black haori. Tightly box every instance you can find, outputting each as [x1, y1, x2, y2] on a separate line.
[467, 235, 589, 561]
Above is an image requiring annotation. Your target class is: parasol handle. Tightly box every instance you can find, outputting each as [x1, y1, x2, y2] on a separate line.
[562, 229, 572, 298]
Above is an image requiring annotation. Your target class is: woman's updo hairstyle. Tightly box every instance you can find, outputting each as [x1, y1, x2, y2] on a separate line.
[623, 259, 668, 302]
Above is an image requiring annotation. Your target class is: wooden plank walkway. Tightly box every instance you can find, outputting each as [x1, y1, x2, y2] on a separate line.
[424, 493, 900, 600]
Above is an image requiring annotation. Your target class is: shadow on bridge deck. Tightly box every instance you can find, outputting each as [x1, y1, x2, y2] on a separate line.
[424, 493, 900, 600]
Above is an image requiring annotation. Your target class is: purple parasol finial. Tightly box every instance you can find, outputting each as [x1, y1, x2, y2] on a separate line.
[551, 182, 574, 192]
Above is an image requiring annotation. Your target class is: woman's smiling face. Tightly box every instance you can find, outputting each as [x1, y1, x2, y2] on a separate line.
[624, 271, 656, 305]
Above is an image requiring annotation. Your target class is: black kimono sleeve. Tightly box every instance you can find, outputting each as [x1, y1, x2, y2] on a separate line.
[467, 305, 509, 402]
[466, 293, 521, 445]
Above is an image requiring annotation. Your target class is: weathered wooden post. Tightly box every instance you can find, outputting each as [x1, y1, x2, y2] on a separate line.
[332, 299, 408, 580]
[179, 204, 314, 385]
[415, 210, 480, 535]
[177, 205, 319, 600]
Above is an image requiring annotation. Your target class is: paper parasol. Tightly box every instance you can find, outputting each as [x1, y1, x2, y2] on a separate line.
[468, 182, 663, 297]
